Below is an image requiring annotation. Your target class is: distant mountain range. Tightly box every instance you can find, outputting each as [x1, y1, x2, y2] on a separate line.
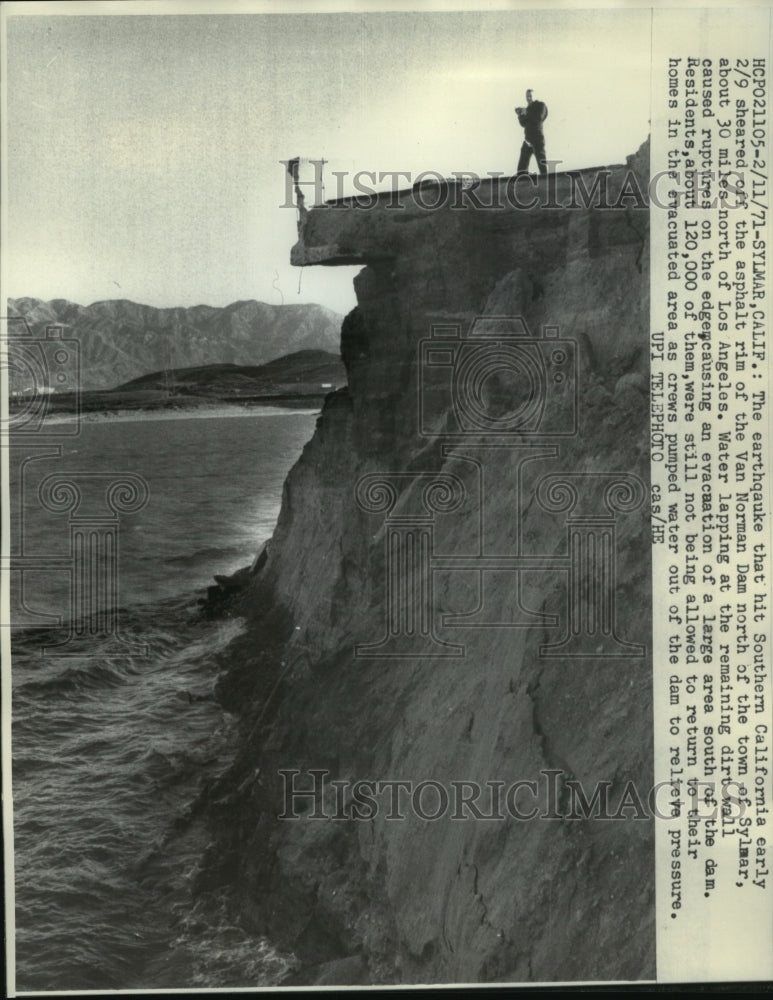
[7, 297, 343, 392]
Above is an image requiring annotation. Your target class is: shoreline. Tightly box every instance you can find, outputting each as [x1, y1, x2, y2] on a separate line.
[22, 399, 325, 427]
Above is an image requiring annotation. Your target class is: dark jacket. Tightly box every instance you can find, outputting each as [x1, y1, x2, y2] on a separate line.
[517, 101, 548, 141]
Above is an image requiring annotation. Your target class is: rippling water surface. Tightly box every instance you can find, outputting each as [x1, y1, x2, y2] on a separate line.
[10, 410, 316, 991]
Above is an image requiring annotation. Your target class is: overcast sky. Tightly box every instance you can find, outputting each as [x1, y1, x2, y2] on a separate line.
[4, 3, 653, 316]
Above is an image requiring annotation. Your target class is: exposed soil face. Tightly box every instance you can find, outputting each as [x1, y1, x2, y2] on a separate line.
[196, 143, 656, 985]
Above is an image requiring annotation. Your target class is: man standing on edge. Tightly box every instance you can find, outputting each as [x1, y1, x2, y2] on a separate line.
[515, 89, 548, 176]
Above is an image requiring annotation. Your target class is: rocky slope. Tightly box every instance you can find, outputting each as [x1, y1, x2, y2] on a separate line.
[7, 297, 342, 391]
[194, 144, 654, 985]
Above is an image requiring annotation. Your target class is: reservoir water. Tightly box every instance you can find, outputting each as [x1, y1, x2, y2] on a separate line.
[10, 408, 317, 990]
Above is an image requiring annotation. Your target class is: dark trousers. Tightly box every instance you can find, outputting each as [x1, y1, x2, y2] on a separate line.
[517, 135, 547, 175]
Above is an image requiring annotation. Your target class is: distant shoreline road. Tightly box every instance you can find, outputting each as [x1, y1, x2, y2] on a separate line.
[9, 391, 332, 426]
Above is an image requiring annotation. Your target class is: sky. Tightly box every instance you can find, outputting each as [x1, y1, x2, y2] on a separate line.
[3, 2, 653, 317]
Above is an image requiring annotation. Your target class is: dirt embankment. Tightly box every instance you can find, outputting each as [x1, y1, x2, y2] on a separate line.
[194, 143, 655, 985]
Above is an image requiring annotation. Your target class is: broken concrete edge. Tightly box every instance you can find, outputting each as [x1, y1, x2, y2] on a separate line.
[289, 149, 650, 269]
[316, 162, 631, 211]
